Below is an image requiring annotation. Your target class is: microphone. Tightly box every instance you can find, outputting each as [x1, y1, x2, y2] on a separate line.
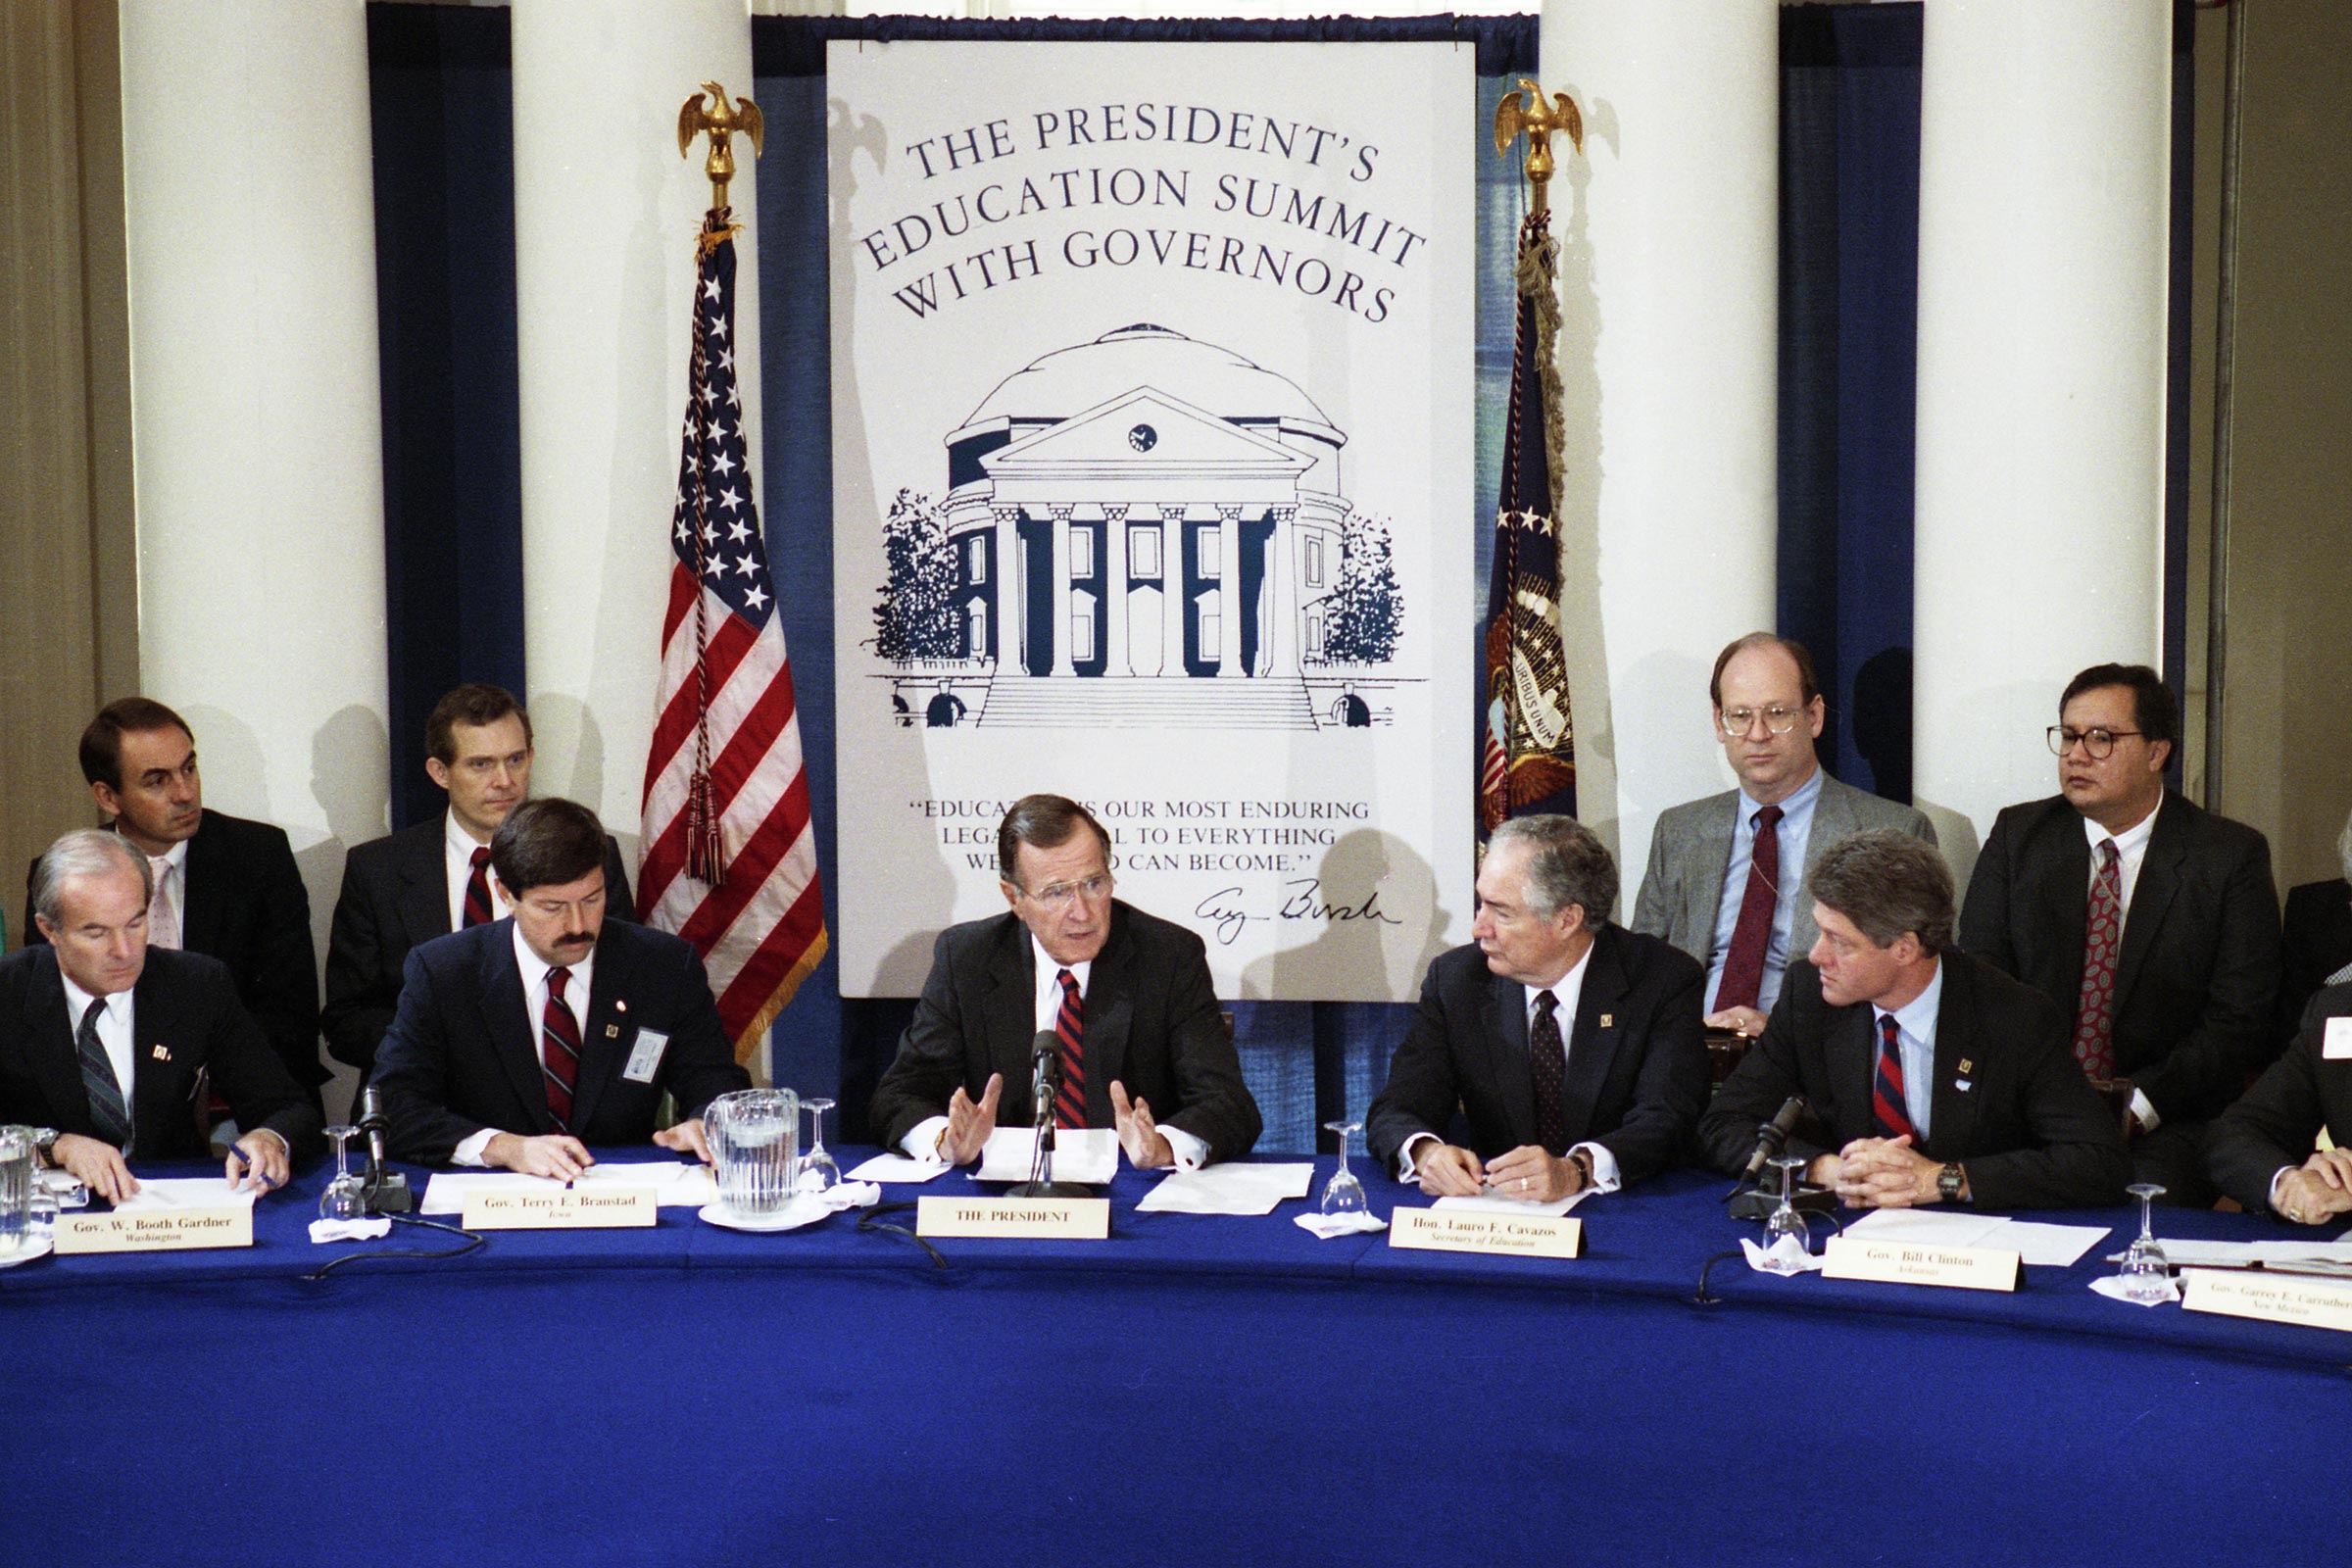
[1029, 1029, 1060, 1121]
[358, 1084, 413, 1213]
[1737, 1095, 1807, 1188]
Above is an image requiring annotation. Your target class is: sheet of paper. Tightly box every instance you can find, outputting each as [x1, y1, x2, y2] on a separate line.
[975, 1127, 1119, 1186]
[1136, 1162, 1315, 1215]
[1984, 1220, 2110, 1268]
[846, 1152, 953, 1184]
[1841, 1208, 2005, 1248]
[420, 1164, 711, 1215]
[2116, 1237, 2352, 1270]
[1431, 1188, 1591, 1219]
[117, 1177, 259, 1210]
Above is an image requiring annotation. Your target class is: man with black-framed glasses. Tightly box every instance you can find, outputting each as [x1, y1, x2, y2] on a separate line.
[1634, 633, 1936, 1040]
[870, 794, 1261, 1169]
[1961, 662, 2279, 1205]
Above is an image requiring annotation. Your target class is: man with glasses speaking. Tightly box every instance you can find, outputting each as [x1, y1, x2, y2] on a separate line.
[1634, 634, 1936, 1040]
[1961, 663, 2279, 1204]
[870, 795, 1262, 1170]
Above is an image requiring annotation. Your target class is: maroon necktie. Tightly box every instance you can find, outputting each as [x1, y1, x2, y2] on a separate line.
[542, 966, 582, 1131]
[1713, 805, 1785, 1013]
[1872, 1012, 1916, 1141]
[1053, 969, 1087, 1129]
[2071, 840, 2123, 1080]
[463, 846, 494, 928]
[1529, 990, 1568, 1155]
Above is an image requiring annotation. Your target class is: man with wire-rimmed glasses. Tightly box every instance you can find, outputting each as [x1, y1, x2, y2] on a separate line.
[1634, 633, 1936, 1041]
[1961, 662, 2279, 1205]
[869, 794, 1261, 1171]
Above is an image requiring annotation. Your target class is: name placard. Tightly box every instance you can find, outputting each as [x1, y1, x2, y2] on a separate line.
[55, 1204, 254, 1254]
[2182, 1267, 2352, 1333]
[915, 1197, 1110, 1239]
[1822, 1236, 2020, 1293]
[1389, 1208, 1583, 1259]
[461, 1188, 658, 1229]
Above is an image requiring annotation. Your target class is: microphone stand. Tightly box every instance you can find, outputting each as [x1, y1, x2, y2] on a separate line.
[358, 1086, 413, 1214]
[1009, 1036, 1095, 1200]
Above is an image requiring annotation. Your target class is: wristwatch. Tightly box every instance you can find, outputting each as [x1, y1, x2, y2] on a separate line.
[1936, 1162, 1964, 1203]
[25, 1127, 60, 1163]
[1567, 1149, 1596, 1192]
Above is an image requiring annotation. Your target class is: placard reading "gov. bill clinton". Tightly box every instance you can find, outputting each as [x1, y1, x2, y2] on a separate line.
[829, 39, 1474, 1001]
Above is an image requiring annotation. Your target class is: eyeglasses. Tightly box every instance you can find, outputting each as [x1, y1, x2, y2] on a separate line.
[2046, 725, 2145, 760]
[1716, 706, 1807, 738]
[1024, 871, 1113, 908]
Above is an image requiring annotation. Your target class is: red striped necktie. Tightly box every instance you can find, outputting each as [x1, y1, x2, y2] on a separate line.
[542, 966, 582, 1131]
[463, 845, 495, 928]
[1054, 968, 1087, 1129]
[1872, 1011, 1916, 1141]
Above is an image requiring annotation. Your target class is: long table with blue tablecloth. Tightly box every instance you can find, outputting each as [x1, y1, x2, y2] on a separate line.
[2, 1152, 2340, 1567]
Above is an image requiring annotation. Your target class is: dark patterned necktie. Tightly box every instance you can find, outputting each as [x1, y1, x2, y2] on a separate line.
[463, 846, 494, 928]
[1872, 1012, 1916, 1140]
[75, 997, 134, 1149]
[1713, 805, 1785, 1013]
[2071, 839, 2123, 1080]
[542, 966, 582, 1131]
[1530, 989, 1568, 1155]
[1054, 969, 1087, 1129]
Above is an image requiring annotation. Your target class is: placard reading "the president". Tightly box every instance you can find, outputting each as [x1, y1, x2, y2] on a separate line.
[917, 1196, 1111, 1239]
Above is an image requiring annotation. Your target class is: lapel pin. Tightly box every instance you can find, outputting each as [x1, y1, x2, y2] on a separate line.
[605, 1024, 620, 1038]
[1599, 1013, 1614, 1029]
[1958, 1058, 1973, 1075]
[151, 1044, 171, 1061]
[615, 999, 628, 1013]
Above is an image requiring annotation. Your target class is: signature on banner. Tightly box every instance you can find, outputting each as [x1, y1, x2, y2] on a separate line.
[1195, 878, 1403, 946]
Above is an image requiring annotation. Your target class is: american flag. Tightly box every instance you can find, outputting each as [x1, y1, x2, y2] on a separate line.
[639, 210, 826, 1076]
[1480, 202, 1578, 835]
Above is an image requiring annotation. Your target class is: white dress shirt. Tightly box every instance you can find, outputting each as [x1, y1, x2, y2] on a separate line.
[1399, 942, 1621, 1192]
[2082, 799, 2163, 1130]
[59, 974, 137, 1131]
[903, 934, 1206, 1170]
[450, 927, 599, 1166]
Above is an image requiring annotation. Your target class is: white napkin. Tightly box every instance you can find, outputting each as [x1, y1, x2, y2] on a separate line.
[2089, 1273, 2180, 1307]
[1295, 1211, 1389, 1239]
[308, 1217, 393, 1245]
[813, 1181, 881, 1211]
[1741, 1236, 1824, 1274]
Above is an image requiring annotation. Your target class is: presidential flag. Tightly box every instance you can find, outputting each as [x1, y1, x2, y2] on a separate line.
[640, 208, 826, 1075]
[1479, 200, 1577, 834]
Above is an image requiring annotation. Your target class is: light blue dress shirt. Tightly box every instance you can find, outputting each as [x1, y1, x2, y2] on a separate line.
[1703, 765, 1826, 1013]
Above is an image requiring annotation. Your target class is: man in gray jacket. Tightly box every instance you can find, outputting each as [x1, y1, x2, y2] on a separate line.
[1634, 633, 1936, 1037]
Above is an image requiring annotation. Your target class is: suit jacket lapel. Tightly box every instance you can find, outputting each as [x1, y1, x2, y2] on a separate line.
[177, 813, 220, 954]
[2114, 796, 2185, 1008]
[1832, 1001, 1878, 1142]
[24, 955, 93, 1132]
[2042, 815, 2092, 995]
[479, 928, 551, 1133]
[128, 964, 198, 1158]
[568, 928, 630, 1133]
[1925, 957, 1981, 1157]
[400, 823, 455, 946]
[1690, 796, 1739, 942]
[1484, 969, 1538, 1148]
[1559, 931, 1628, 1145]
[984, 918, 1037, 1116]
[1082, 908, 1134, 1125]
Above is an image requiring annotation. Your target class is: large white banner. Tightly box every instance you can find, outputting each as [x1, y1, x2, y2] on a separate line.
[830, 39, 1474, 1001]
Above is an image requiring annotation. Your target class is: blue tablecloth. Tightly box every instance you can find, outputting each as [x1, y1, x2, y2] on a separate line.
[3, 1152, 2341, 1567]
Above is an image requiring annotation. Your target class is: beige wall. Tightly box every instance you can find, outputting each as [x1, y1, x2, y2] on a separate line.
[2197, 0, 2352, 891]
[0, 0, 134, 947]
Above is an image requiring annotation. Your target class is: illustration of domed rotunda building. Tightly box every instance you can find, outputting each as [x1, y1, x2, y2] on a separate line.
[933, 323, 1357, 727]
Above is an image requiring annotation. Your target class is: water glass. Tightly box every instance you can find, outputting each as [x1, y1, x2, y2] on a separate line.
[1320, 1120, 1367, 1217]
[0, 1127, 32, 1252]
[704, 1089, 801, 1218]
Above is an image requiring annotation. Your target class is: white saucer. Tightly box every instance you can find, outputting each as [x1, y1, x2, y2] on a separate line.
[696, 1197, 829, 1234]
[0, 1233, 56, 1269]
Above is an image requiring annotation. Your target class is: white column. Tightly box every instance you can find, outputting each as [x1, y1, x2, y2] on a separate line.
[1048, 506, 1076, 676]
[1102, 507, 1131, 676]
[1912, 0, 2171, 877]
[992, 506, 1021, 670]
[1541, 0, 1780, 894]
[119, 1, 389, 947]
[1215, 506, 1247, 677]
[1268, 506, 1297, 676]
[512, 0, 756, 844]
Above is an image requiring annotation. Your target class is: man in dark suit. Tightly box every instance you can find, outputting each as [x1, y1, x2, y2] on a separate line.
[1, 830, 321, 1203]
[1369, 814, 1706, 1200]
[870, 794, 1260, 1169]
[372, 799, 747, 1176]
[2274, 808, 2352, 1054]
[1702, 829, 2128, 1210]
[2208, 983, 2352, 1222]
[24, 698, 325, 1101]
[1634, 633, 1936, 1039]
[1960, 663, 2279, 1203]
[321, 684, 632, 1092]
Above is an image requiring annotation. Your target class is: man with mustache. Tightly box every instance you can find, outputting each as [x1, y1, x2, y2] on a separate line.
[321, 684, 632, 1099]
[372, 799, 748, 1176]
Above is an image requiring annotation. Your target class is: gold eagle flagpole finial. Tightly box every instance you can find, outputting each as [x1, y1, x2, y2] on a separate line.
[1493, 78, 1584, 214]
[678, 80, 764, 228]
